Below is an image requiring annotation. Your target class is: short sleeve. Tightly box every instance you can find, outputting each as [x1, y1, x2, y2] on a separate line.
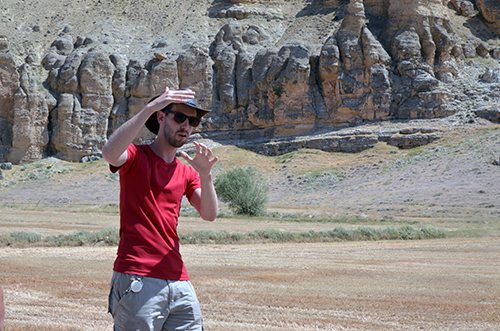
[185, 166, 201, 202]
[109, 144, 138, 173]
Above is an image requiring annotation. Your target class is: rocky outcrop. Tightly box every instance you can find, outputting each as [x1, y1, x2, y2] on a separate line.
[126, 54, 183, 143]
[451, 0, 476, 17]
[247, 131, 379, 155]
[236, 124, 442, 155]
[319, 0, 392, 125]
[177, 46, 214, 112]
[247, 42, 317, 131]
[1, 0, 500, 163]
[474, 105, 500, 123]
[209, 0, 284, 19]
[48, 45, 115, 161]
[386, 128, 442, 149]
[477, 0, 500, 34]
[0, 36, 19, 162]
[7, 64, 50, 164]
[108, 53, 128, 137]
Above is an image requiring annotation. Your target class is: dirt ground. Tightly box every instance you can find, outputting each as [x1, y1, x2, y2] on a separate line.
[0, 238, 499, 330]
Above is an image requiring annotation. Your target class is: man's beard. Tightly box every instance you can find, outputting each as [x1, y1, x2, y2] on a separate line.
[162, 125, 189, 148]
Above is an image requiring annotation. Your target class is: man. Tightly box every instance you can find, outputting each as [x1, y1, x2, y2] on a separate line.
[102, 87, 218, 331]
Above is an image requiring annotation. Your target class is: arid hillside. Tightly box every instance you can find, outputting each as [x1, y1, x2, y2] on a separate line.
[1, 117, 499, 225]
[2, 0, 500, 164]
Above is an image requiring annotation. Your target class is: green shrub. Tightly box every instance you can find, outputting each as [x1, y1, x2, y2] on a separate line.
[62, 230, 92, 246]
[398, 225, 419, 240]
[419, 225, 446, 239]
[381, 227, 401, 240]
[10, 231, 42, 244]
[0, 225, 447, 247]
[93, 227, 120, 245]
[214, 166, 269, 216]
[45, 227, 120, 246]
[358, 227, 379, 240]
[249, 229, 293, 241]
[331, 227, 353, 241]
[193, 230, 231, 241]
[180, 230, 241, 244]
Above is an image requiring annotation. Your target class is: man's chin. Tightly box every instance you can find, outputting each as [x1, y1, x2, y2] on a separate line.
[169, 138, 187, 148]
[163, 129, 190, 148]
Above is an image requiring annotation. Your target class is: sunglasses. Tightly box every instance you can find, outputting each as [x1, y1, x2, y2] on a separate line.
[163, 110, 201, 127]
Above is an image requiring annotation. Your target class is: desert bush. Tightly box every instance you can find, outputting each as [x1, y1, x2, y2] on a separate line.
[381, 227, 401, 240]
[0, 231, 43, 246]
[0, 225, 446, 247]
[398, 225, 419, 240]
[192, 229, 232, 241]
[214, 166, 269, 216]
[45, 227, 119, 246]
[357, 227, 379, 240]
[331, 227, 353, 241]
[70, 230, 93, 245]
[248, 229, 295, 241]
[0, 235, 9, 245]
[93, 227, 120, 245]
[178, 226, 446, 245]
[419, 225, 446, 239]
[180, 230, 240, 244]
[10, 231, 42, 243]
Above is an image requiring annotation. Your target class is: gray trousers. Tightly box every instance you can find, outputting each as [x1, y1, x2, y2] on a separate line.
[108, 272, 203, 331]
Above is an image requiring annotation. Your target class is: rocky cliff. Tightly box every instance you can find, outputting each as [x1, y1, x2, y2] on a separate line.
[1, 0, 500, 163]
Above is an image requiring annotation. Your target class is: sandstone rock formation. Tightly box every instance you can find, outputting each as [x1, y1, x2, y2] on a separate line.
[8, 64, 50, 164]
[477, 0, 500, 34]
[0, 0, 500, 163]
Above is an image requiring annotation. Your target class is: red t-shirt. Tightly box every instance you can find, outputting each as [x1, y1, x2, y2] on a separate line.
[110, 144, 200, 280]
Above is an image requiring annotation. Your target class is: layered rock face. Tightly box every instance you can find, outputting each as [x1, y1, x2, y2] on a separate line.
[42, 40, 115, 161]
[1, 0, 500, 163]
[381, 0, 459, 119]
[477, 0, 500, 34]
[319, 0, 392, 125]
[1, 37, 49, 164]
[0, 36, 19, 162]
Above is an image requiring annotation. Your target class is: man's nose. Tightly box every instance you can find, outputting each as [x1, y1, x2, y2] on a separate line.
[180, 118, 191, 128]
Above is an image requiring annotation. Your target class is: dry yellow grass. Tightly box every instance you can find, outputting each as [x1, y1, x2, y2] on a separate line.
[0, 209, 119, 236]
[1, 237, 499, 330]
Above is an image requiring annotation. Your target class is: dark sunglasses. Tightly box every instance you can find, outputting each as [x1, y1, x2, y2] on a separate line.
[163, 110, 201, 127]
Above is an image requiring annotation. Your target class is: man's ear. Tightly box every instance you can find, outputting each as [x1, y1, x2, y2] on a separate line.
[157, 111, 165, 124]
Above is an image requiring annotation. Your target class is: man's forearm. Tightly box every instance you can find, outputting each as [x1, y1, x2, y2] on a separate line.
[102, 106, 153, 166]
[198, 173, 219, 222]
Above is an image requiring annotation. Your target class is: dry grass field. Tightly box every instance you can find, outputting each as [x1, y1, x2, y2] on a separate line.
[0, 234, 499, 330]
[1, 122, 500, 330]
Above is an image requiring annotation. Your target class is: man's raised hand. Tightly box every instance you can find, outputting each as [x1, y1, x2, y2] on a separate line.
[148, 87, 196, 112]
[180, 141, 218, 178]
